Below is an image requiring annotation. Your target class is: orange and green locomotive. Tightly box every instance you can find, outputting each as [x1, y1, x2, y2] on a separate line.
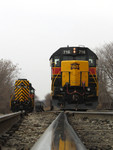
[10, 79, 35, 112]
[50, 46, 98, 110]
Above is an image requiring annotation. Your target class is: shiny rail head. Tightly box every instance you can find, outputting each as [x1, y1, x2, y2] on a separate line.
[0, 111, 23, 120]
[31, 112, 87, 150]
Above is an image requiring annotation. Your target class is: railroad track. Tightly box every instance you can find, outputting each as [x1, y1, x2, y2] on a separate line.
[0, 111, 24, 135]
[1, 111, 113, 150]
[31, 112, 86, 150]
[31, 111, 113, 150]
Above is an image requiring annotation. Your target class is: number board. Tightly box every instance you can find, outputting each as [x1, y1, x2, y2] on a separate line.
[79, 50, 86, 54]
[63, 50, 71, 54]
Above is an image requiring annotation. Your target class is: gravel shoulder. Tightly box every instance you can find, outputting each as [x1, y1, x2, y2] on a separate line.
[67, 113, 113, 150]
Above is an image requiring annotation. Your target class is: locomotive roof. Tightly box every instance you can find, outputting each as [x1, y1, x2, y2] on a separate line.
[49, 46, 98, 59]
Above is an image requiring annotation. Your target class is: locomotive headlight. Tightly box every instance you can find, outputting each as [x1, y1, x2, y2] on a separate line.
[87, 88, 91, 92]
[60, 88, 63, 91]
[73, 48, 76, 53]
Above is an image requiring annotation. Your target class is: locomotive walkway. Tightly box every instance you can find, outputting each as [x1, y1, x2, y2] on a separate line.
[31, 112, 87, 150]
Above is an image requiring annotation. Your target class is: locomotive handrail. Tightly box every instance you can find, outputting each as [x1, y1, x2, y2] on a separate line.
[89, 71, 97, 85]
[51, 71, 61, 96]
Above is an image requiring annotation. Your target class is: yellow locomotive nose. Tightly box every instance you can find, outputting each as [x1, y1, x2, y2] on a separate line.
[61, 60, 89, 87]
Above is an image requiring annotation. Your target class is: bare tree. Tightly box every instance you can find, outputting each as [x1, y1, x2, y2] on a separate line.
[45, 93, 52, 107]
[0, 59, 19, 113]
[96, 42, 113, 109]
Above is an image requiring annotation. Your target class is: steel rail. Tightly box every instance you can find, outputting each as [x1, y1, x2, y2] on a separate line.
[65, 111, 113, 120]
[0, 111, 23, 135]
[31, 112, 87, 150]
[66, 111, 113, 115]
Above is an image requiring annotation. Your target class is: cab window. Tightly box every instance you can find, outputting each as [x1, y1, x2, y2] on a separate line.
[89, 56, 95, 66]
[54, 56, 60, 67]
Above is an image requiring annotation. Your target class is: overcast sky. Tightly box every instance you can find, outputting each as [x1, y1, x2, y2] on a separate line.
[0, 0, 113, 100]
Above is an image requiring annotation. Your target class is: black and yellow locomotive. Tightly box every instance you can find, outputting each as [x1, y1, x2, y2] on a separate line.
[50, 46, 98, 110]
[10, 79, 35, 112]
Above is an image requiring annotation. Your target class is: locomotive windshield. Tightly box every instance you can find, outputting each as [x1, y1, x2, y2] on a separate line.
[62, 55, 86, 61]
[74, 55, 86, 60]
[63, 56, 73, 60]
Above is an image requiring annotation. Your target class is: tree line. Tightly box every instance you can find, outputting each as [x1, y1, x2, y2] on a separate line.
[0, 42, 113, 113]
[0, 59, 19, 113]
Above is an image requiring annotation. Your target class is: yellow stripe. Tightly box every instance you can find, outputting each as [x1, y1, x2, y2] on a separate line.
[22, 91, 28, 100]
[15, 89, 22, 96]
[15, 80, 19, 85]
[23, 87, 29, 93]
[15, 88, 18, 92]
[15, 89, 23, 100]
[22, 88, 29, 95]
[23, 80, 29, 86]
